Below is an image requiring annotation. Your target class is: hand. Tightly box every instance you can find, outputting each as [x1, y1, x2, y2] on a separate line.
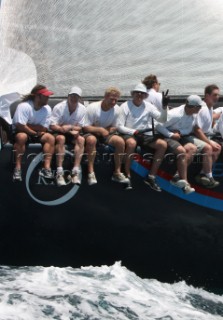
[62, 124, 72, 133]
[171, 132, 181, 140]
[108, 126, 117, 134]
[100, 128, 110, 138]
[133, 130, 144, 140]
[37, 131, 45, 137]
[209, 140, 221, 151]
[69, 130, 79, 138]
[162, 90, 170, 108]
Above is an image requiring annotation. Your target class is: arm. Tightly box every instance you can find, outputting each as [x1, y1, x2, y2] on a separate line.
[156, 111, 180, 139]
[150, 105, 168, 123]
[116, 105, 136, 135]
[156, 123, 174, 138]
[50, 123, 81, 133]
[83, 125, 110, 137]
[15, 123, 43, 136]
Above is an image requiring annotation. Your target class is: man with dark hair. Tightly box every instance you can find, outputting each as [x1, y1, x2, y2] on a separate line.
[193, 84, 221, 187]
[142, 74, 163, 111]
[50, 86, 86, 186]
[12, 84, 55, 181]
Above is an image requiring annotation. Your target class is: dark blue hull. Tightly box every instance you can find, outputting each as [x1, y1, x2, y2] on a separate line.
[0, 143, 223, 291]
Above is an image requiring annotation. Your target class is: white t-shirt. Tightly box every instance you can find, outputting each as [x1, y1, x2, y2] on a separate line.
[117, 100, 167, 136]
[12, 100, 52, 129]
[50, 100, 86, 126]
[213, 113, 223, 137]
[145, 88, 163, 111]
[194, 102, 213, 135]
[156, 105, 196, 138]
[84, 101, 120, 128]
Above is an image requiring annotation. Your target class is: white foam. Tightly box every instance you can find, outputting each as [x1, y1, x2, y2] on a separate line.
[0, 262, 222, 319]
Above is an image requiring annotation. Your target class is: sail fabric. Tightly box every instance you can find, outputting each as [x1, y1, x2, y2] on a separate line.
[0, 0, 223, 96]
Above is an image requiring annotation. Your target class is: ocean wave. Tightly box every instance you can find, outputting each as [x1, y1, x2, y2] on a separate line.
[0, 262, 222, 319]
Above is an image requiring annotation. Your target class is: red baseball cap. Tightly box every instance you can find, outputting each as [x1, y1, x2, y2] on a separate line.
[36, 88, 54, 96]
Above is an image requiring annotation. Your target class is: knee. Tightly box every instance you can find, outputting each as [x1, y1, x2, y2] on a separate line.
[186, 143, 197, 154]
[202, 144, 212, 154]
[156, 139, 167, 149]
[85, 136, 97, 148]
[56, 135, 65, 144]
[44, 133, 55, 144]
[126, 138, 137, 150]
[15, 133, 27, 144]
[110, 136, 125, 147]
[176, 146, 186, 155]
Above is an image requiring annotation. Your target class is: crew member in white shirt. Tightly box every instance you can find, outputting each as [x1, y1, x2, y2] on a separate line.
[50, 86, 86, 186]
[83, 87, 129, 186]
[213, 113, 223, 138]
[156, 95, 205, 194]
[117, 83, 168, 192]
[12, 84, 55, 182]
[142, 74, 163, 111]
[213, 106, 223, 128]
[193, 84, 221, 187]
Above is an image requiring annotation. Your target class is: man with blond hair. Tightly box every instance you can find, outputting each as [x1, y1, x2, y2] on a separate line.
[83, 87, 129, 185]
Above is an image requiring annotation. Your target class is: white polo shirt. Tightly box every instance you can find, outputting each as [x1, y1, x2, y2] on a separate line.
[194, 102, 213, 135]
[84, 101, 120, 128]
[213, 113, 223, 137]
[50, 100, 86, 126]
[145, 88, 163, 111]
[156, 105, 197, 138]
[117, 100, 167, 136]
[13, 100, 52, 129]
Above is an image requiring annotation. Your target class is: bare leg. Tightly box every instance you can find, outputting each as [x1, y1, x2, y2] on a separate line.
[124, 138, 137, 177]
[174, 146, 187, 180]
[201, 144, 213, 174]
[13, 132, 28, 169]
[85, 135, 97, 173]
[107, 135, 125, 174]
[40, 133, 55, 169]
[73, 135, 85, 168]
[55, 135, 65, 167]
[148, 139, 167, 176]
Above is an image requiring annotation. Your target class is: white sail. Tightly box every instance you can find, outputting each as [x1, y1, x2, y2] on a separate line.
[0, 0, 223, 96]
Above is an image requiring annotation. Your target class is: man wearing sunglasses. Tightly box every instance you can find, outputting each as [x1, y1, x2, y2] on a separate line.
[117, 83, 168, 192]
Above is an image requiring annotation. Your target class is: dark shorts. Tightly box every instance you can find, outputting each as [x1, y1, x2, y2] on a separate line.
[12, 132, 43, 144]
[165, 136, 196, 153]
[83, 132, 119, 145]
[165, 134, 210, 153]
[53, 132, 79, 145]
[120, 134, 161, 149]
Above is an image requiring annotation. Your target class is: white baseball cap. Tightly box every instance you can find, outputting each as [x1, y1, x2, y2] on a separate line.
[68, 86, 82, 97]
[186, 95, 202, 107]
[131, 83, 148, 94]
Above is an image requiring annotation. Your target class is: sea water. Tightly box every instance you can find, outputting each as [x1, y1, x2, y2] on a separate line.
[0, 262, 222, 320]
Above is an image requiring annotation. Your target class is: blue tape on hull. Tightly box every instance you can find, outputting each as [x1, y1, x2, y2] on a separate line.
[131, 160, 223, 212]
